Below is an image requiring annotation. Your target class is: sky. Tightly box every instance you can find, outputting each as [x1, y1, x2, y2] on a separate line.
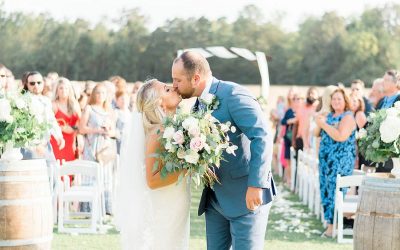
[2, 0, 399, 31]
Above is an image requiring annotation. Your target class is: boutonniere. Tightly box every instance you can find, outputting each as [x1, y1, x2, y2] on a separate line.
[200, 93, 219, 111]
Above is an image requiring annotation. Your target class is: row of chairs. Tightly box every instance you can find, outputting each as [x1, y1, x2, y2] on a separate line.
[277, 145, 365, 243]
[49, 159, 106, 234]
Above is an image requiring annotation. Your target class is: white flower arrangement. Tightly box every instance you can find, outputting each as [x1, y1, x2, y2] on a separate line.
[358, 101, 400, 162]
[0, 92, 51, 150]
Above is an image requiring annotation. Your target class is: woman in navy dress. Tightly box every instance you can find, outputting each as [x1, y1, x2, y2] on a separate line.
[314, 87, 356, 237]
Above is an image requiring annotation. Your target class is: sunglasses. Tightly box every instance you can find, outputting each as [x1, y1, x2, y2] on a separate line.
[29, 81, 42, 86]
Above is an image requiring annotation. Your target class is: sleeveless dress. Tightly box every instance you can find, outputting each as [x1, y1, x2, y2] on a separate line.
[50, 109, 79, 162]
[318, 111, 356, 224]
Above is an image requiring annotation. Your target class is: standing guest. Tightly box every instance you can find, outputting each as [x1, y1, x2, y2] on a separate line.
[374, 70, 400, 173]
[115, 90, 131, 154]
[296, 87, 319, 151]
[78, 81, 96, 110]
[79, 83, 116, 214]
[349, 92, 367, 130]
[314, 87, 356, 237]
[22, 71, 65, 160]
[129, 81, 143, 112]
[350, 79, 373, 116]
[280, 88, 298, 187]
[109, 75, 127, 92]
[376, 70, 400, 110]
[50, 77, 81, 164]
[369, 78, 385, 109]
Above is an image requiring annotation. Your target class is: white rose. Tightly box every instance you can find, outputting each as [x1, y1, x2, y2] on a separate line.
[357, 128, 367, 139]
[182, 117, 198, 130]
[172, 130, 185, 145]
[0, 98, 12, 122]
[15, 98, 26, 109]
[188, 126, 201, 137]
[230, 126, 237, 133]
[201, 93, 214, 105]
[226, 145, 238, 155]
[220, 124, 230, 133]
[380, 115, 400, 143]
[184, 150, 200, 164]
[177, 148, 186, 159]
[369, 113, 376, 119]
[165, 141, 173, 152]
[163, 127, 175, 139]
[386, 107, 400, 117]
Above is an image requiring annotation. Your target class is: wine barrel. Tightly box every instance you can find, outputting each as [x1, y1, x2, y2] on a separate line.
[354, 176, 400, 250]
[0, 159, 53, 250]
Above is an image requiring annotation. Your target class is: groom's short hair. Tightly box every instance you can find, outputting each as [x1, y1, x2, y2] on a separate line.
[174, 51, 211, 79]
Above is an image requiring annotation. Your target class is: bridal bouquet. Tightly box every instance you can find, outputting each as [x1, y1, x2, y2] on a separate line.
[0, 92, 51, 151]
[358, 101, 400, 163]
[156, 95, 237, 187]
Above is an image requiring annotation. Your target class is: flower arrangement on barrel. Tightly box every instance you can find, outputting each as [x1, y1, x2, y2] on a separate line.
[0, 92, 51, 160]
[357, 101, 400, 177]
[155, 94, 237, 187]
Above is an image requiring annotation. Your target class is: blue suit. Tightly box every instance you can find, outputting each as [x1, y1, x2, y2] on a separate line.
[198, 78, 276, 250]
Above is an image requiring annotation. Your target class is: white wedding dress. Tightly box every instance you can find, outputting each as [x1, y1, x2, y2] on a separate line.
[115, 112, 191, 250]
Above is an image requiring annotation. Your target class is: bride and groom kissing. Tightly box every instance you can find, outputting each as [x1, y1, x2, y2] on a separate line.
[116, 51, 277, 250]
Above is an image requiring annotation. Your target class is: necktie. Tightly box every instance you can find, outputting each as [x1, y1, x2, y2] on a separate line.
[193, 98, 200, 112]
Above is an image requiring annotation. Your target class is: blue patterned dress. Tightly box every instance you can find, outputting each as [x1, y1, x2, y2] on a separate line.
[319, 111, 356, 224]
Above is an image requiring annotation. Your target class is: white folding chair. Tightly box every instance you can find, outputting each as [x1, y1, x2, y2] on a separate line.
[303, 152, 315, 211]
[290, 147, 297, 192]
[333, 174, 364, 243]
[57, 160, 103, 234]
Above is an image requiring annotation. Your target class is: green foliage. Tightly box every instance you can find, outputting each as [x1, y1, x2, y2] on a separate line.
[358, 107, 400, 163]
[0, 4, 399, 84]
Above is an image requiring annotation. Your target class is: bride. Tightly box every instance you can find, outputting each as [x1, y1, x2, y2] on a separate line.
[115, 79, 190, 250]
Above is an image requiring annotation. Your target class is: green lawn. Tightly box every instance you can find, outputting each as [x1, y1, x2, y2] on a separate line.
[52, 178, 352, 250]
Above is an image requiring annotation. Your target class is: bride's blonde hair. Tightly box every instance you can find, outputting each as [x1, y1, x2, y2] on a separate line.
[136, 79, 165, 134]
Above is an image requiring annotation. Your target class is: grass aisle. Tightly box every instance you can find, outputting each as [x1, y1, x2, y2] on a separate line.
[52, 178, 352, 250]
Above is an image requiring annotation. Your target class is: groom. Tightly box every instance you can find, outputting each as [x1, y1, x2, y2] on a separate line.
[172, 51, 276, 250]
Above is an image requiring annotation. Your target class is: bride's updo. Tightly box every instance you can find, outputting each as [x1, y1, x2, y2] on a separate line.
[136, 79, 165, 134]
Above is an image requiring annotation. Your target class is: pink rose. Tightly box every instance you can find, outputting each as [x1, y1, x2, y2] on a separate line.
[173, 130, 185, 145]
[190, 137, 205, 152]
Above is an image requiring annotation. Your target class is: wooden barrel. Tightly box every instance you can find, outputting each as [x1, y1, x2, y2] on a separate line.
[354, 176, 400, 250]
[0, 159, 53, 250]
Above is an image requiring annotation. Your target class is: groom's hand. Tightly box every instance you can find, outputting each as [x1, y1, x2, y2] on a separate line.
[246, 187, 263, 210]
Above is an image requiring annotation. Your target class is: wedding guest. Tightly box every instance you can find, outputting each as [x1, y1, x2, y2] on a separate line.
[50, 77, 81, 164]
[376, 69, 400, 109]
[280, 87, 298, 187]
[115, 90, 131, 154]
[374, 70, 400, 173]
[21, 71, 65, 160]
[78, 81, 96, 110]
[349, 92, 367, 130]
[314, 87, 356, 237]
[129, 81, 143, 112]
[79, 83, 116, 214]
[350, 79, 373, 116]
[369, 78, 385, 108]
[109, 75, 127, 92]
[296, 87, 319, 151]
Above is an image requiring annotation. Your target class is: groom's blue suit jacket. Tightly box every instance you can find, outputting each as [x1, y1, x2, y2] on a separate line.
[198, 78, 276, 218]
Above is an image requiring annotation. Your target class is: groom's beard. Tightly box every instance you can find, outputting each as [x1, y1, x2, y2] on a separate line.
[178, 88, 196, 99]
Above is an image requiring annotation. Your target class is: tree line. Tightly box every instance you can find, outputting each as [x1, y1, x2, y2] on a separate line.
[0, 3, 399, 85]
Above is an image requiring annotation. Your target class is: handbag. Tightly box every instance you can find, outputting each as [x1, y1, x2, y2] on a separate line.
[95, 135, 117, 165]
